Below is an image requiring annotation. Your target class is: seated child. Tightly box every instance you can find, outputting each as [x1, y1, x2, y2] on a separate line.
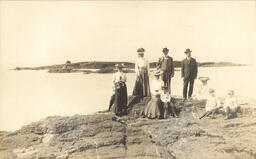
[205, 88, 221, 112]
[222, 90, 239, 119]
[160, 86, 178, 118]
[200, 88, 221, 119]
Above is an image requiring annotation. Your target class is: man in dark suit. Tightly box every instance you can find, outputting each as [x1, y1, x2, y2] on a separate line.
[158, 48, 174, 93]
[182, 48, 198, 100]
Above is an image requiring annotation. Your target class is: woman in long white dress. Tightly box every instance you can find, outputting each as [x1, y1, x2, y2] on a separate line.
[132, 48, 151, 100]
[195, 77, 210, 100]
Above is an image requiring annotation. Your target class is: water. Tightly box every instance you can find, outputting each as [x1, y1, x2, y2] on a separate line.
[0, 66, 255, 131]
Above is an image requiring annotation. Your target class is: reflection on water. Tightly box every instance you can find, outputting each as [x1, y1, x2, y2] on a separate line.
[0, 66, 255, 131]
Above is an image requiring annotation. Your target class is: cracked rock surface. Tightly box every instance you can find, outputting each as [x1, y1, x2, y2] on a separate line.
[0, 97, 256, 159]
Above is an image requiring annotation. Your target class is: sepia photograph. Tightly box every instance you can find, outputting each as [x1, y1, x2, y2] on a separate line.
[0, 0, 256, 158]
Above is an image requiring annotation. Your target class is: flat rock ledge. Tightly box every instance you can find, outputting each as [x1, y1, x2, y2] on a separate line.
[1, 97, 256, 159]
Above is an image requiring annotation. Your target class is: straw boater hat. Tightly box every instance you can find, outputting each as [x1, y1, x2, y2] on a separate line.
[184, 48, 192, 54]
[227, 90, 234, 95]
[162, 48, 169, 53]
[208, 88, 215, 93]
[199, 77, 210, 82]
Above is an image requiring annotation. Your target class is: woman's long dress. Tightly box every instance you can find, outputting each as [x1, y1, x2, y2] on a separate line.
[111, 72, 127, 116]
[195, 83, 209, 100]
[143, 79, 163, 119]
[132, 58, 151, 99]
[144, 94, 162, 118]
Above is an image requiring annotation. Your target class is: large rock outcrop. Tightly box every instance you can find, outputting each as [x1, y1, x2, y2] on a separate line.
[0, 97, 256, 159]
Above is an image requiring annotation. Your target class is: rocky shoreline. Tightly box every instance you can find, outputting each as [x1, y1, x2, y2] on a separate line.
[1, 97, 256, 159]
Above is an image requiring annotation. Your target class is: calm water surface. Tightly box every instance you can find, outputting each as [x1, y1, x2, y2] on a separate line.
[0, 66, 255, 131]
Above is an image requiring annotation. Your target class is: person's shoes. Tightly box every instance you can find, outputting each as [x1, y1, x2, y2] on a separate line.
[224, 116, 230, 120]
[224, 115, 232, 120]
[232, 113, 237, 118]
[188, 97, 193, 101]
[209, 115, 216, 119]
[157, 115, 163, 119]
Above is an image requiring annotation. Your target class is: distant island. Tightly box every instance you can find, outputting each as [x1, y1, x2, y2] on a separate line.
[13, 61, 246, 73]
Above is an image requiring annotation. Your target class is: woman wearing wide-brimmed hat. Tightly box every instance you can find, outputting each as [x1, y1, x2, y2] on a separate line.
[111, 64, 127, 116]
[132, 48, 151, 100]
[143, 71, 163, 119]
[195, 77, 210, 100]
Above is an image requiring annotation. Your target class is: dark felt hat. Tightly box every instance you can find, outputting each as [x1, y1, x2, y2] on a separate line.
[137, 48, 145, 53]
[162, 48, 169, 53]
[184, 48, 192, 54]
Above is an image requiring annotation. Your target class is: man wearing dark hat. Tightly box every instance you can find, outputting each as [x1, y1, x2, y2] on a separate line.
[157, 48, 174, 93]
[182, 48, 198, 100]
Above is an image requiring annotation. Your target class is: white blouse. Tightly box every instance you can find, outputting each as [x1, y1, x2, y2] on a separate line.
[161, 92, 171, 103]
[112, 71, 126, 91]
[113, 71, 127, 84]
[223, 97, 238, 109]
[205, 95, 221, 111]
[135, 57, 149, 75]
[196, 84, 209, 100]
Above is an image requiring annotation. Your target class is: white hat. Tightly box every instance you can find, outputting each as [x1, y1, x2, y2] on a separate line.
[227, 90, 234, 95]
[208, 88, 215, 93]
[199, 77, 210, 82]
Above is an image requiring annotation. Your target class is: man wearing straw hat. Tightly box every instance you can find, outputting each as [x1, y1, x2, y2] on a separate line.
[182, 48, 198, 100]
[157, 48, 174, 93]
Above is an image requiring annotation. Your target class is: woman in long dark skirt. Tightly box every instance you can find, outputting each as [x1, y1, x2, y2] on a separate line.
[111, 64, 128, 116]
[132, 48, 151, 100]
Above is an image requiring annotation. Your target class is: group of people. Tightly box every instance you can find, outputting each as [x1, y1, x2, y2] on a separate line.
[109, 47, 198, 119]
[197, 77, 240, 120]
[108, 47, 240, 120]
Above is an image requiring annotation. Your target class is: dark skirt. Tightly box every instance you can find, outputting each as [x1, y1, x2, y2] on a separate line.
[111, 82, 127, 116]
[132, 68, 151, 99]
[162, 102, 169, 119]
[143, 95, 161, 119]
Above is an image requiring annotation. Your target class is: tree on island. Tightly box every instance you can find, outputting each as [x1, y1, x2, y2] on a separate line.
[63, 60, 72, 69]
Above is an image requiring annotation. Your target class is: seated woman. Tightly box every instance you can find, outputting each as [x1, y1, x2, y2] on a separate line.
[111, 64, 128, 116]
[195, 77, 210, 100]
[143, 71, 163, 119]
[222, 90, 240, 119]
[160, 86, 178, 118]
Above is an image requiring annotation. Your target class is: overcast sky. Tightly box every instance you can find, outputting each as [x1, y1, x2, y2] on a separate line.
[0, 1, 255, 68]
